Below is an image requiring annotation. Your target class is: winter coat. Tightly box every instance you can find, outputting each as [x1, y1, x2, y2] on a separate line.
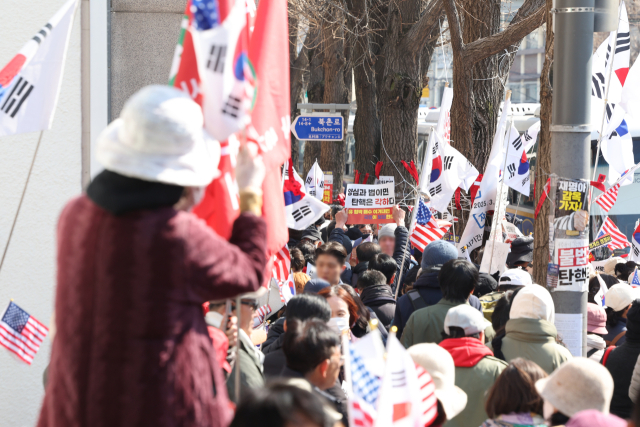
[481, 413, 546, 427]
[38, 192, 266, 427]
[360, 284, 396, 330]
[391, 226, 412, 295]
[350, 261, 369, 288]
[262, 317, 285, 354]
[605, 339, 640, 419]
[393, 271, 484, 338]
[494, 318, 572, 374]
[628, 351, 640, 404]
[440, 338, 508, 427]
[226, 330, 265, 403]
[402, 299, 493, 347]
[587, 334, 607, 362]
[604, 318, 627, 346]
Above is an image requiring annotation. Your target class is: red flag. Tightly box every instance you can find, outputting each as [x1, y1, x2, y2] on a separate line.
[363, 173, 370, 184]
[590, 173, 607, 192]
[454, 188, 461, 210]
[247, 0, 291, 265]
[354, 170, 361, 184]
[469, 174, 483, 204]
[375, 161, 383, 179]
[534, 178, 551, 219]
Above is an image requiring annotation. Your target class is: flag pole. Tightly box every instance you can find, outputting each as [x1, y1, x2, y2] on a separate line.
[486, 91, 512, 273]
[0, 131, 44, 275]
[342, 331, 354, 427]
[590, 0, 624, 201]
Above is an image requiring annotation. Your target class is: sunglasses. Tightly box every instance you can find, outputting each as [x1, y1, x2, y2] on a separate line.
[230, 300, 259, 311]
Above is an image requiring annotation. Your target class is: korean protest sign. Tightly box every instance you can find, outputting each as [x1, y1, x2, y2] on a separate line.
[323, 172, 334, 204]
[345, 183, 395, 224]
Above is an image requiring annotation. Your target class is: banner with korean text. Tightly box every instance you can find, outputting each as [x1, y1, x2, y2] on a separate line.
[345, 183, 395, 224]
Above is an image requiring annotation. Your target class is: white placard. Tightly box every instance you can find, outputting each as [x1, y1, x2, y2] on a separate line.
[555, 313, 583, 357]
[306, 262, 317, 279]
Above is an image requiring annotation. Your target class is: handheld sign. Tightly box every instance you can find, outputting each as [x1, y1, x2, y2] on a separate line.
[345, 183, 395, 225]
[291, 114, 343, 141]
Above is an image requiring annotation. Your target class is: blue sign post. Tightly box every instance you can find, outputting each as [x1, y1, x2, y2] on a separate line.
[291, 114, 344, 141]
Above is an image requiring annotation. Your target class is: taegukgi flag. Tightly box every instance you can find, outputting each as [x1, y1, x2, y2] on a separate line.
[504, 124, 531, 197]
[0, 0, 78, 137]
[305, 160, 324, 200]
[283, 161, 329, 230]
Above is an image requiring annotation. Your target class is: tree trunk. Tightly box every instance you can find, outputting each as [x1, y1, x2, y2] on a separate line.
[303, 31, 324, 176]
[289, 20, 310, 168]
[533, 4, 553, 287]
[320, 14, 350, 197]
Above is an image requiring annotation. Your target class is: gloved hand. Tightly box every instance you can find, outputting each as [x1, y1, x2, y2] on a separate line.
[236, 143, 266, 191]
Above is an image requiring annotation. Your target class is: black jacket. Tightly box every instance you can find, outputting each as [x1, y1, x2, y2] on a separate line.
[360, 285, 396, 330]
[605, 339, 640, 419]
[262, 318, 285, 354]
[350, 261, 369, 288]
[392, 270, 483, 338]
[391, 226, 411, 296]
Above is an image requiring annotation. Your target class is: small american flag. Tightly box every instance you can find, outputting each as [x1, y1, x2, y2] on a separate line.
[595, 183, 620, 212]
[255, 304, 272, 324]
[410, 199, 452, 252]
[0, 301, 48, 365]
[350, 346, 380, 427]
[272, 245, 291, 283]
[597, 217, 630, 251]
[416, 364, 438, 426]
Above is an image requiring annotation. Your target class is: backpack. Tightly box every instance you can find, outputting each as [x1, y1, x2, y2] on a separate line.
[479, 291, 505, 321]
[407, 289, 428, 312]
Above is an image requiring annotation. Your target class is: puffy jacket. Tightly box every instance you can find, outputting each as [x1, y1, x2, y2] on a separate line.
[262, 317, 285, 354]
[605, 340, 640, 419]
[440, 338, 508, 427]
[391, 226, 412, 296]
[494, 318, 572, 374]
[628, 350, 640, 404]
[393, 271, 484, 338]
[360, 284, 396, 330]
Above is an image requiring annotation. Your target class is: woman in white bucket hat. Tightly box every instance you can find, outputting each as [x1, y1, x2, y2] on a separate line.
[38, 86, 267, 427]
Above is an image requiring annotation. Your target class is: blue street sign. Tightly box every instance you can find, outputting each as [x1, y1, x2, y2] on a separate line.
[291, 114, 344, 141]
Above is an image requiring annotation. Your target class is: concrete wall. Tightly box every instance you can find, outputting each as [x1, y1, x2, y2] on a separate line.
[0, 1, 82, 426]
[109, 0, 185, 119]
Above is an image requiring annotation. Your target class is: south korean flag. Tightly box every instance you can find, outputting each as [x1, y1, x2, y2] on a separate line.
[305, 160, 324, 200]
[283, 161, 329, 230]
[504, 125, 531, 196]
[629, 222, 640, 263]
[0, 0, 78, 136]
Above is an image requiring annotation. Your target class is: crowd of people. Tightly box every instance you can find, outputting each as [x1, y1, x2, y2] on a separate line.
[38, 86, 640, 427]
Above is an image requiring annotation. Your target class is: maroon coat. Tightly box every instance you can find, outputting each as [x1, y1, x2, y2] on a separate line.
[38, 195, 266, 427]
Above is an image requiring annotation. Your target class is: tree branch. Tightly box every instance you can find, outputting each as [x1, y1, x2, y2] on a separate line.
[402, 0, 444, 53]
[442, 0, 464, 59]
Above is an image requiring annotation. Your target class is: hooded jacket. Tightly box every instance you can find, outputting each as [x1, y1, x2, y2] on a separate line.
[495, 318, 572, 374]
[38, 175, 266, 427]
[439, 338, 508, 427]
[393, 271, 484, 338]
[359, 284, 396, 330]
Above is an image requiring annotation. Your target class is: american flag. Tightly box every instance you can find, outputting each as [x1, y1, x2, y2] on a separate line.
[416, 364, 438, 427]
[0, 301, 48, 365]
[595, 183, 620, 212]
[255, 304, 272, 324]
[597, 217, 630, 251]
[272, 245, 291, 283]
[410, 199, 452, 252]
[349, 346, 380, 427]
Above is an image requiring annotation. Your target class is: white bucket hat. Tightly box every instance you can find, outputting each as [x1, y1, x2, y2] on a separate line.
[604, 283, 636, 312]
[408, 343, 467, 420]
[97, 85, 221, 187]
[535, 358, 614, 417]
[510, 284, 555, 323]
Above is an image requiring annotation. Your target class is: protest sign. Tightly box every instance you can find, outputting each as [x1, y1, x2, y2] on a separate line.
[323, 172, 334, 204]
[345, 183, 395, 225]
[589, 234, 613, 250]
[591, 259, 609, 273]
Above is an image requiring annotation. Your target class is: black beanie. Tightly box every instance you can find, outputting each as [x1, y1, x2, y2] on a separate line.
[625, 300, 640, 342]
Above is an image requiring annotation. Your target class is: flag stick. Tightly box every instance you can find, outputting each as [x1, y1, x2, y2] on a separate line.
[590, 0, 624, 202]
[0, 131, 44, 275]
[234, 295, 242, 400]
[342, 332, 354, 427]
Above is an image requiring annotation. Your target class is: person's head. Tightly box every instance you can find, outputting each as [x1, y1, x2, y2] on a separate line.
[510, 284, 555, 323]
[588, 274, 619, 304]
[315, 242, 347, 285]
[358, 224, 373, 235]
[442, 304, 489, 341]
[626, 299, 640, 343]
[604, 284, 635, 326]
[290, 248, 306, 273]
[293, 272, 311, 295]
[506, 236, 534, 272]
[230, 298, 259, 335]
[356, 270, 387, 292]
[498, 268, 532, 292]
[485, 358, 547, 419]
[565, 410, 626, 427]
[587, 303, 608, 336]
[438, 259, 478, 303]
[615, 262, 628, 280]
[491, 288, 523, 335]
[314, 216, 326, 228]
[96, 86, 221, 205]
[304, 278, 331, 294]
[604, 257, 625, 276]
[355, 242, 381, 264]
[421, 240, 459, 272]
[401, 265, 421, 295]
[296, 241, 317, 267]
[330, 204, 343, 220]
[625, 262, 639, 281]
[317, 285, 360, 334]
[408, 343, 468, 424]
[345, 227, 364, 242]
[368, 253, 397, 285]
[413, 247, 423, 266]
[337, 284, 371, 337]
[284, 294, 332, 324]
[301, 227, 323, 248]
[535, 358, 614, 421]
[282, 319, 342, 391]
[378, 224, 397, 256]
[229, 382, 335, 427]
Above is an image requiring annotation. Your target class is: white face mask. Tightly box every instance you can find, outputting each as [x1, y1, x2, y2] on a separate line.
[543, 400, 556, 421]
[328, 317, 350, 333]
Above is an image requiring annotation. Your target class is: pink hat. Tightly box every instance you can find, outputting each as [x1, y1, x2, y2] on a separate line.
[567, 409, 626, 427]
[587, 303, 608, 335]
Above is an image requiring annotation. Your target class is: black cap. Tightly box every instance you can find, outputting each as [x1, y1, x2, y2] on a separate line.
[506, 236, 534, 267]
[301, 227, 322, 242]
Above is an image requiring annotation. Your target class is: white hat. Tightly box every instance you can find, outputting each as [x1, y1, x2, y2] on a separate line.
[510, 284, 555, 323]
[499, 268, 533, 287]
[535, 358, 614, 416]
[97, 85, 221, 187]
[604, 283, 636, 312]
[444, 304, 490, 336]
[378, 224, 397, 240]
[408, 343, 467, 420]
[604, 257, 625, 276]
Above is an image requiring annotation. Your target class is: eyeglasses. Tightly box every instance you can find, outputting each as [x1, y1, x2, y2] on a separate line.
[230, 300, 259, 311]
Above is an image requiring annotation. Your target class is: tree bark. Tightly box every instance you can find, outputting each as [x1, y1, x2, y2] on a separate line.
[303, 30, 324, 176]
[289, 23, 310, 168]
[533, 3, 553, 287]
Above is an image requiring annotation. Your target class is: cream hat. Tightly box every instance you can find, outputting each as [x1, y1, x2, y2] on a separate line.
[408, 343, 467, 420]
[444, 304, 491, 336]
[604, 283, 636, 312]
[536, 358, 614, 416]
[510, 284, 555, 323]
[97, 85, 221, 187]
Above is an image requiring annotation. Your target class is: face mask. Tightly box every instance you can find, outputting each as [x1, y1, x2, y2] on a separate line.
[543, 400, 555, 421]
[328, 317, 350, 333]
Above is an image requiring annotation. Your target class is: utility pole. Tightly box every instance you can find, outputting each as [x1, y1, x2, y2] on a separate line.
[549, 0, 617, 356]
